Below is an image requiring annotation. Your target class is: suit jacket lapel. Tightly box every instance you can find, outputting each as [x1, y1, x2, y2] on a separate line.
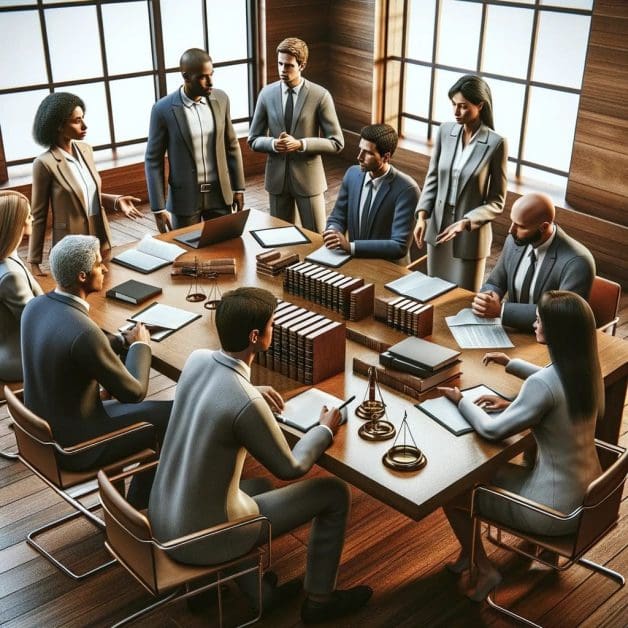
[455, 125, 490, 200]
[50, 146, 88, 215]
[171, 92, 195, 161]
[47, 291, 89, 316]
[272, 82, 284, 129]
[207, 94, 220, 149]
[74, 142, 102, 198]
[291, 80, 308, 132]
[440, 125, 460, 203]
[509, 242, 526, 302]
[364, 167, 394, 237]
[532, 232, 560, 301]
[349, 170, 366, 238]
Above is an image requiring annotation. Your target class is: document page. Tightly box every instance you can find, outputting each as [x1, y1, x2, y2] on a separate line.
[276, 388, 346, 432]
[446, 308, 514, 349]
[136, 234, 186, 261]
[130, 303, 198, 330]
[386, 271, 455, 302]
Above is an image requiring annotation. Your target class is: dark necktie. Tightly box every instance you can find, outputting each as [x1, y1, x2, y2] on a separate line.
[284, 88, 294, 132]
[519, 249, 537, 304]
[359, 181, 374, 239]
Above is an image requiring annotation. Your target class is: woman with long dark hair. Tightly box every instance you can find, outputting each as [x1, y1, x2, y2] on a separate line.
[439, 291, 603, 600]
[28, 92, 143, 275]
[0, 190, 43, 381]
[413, 75, 508, 291]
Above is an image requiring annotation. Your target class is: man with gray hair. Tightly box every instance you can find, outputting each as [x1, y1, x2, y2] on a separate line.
[21, 235, 172, 506]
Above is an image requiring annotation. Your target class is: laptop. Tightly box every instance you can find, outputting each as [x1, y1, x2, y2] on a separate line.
[173, 209, 250, 248]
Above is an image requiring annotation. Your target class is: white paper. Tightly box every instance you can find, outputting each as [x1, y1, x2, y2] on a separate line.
[276, 388, 345, 432]
[447, 308, 501, 326]
[130, 303, 198, 330]
[136, 234, 186, 261]
[253, 226, 309, 247]
[446, 320, 514, 349]
[305, 245, 351, 268]
[386, 271, 455, 302]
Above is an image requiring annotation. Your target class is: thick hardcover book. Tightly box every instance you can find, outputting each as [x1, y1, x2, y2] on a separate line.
[379, 352, 462, 388]
[304, 320, 346, 384]
[106, 279, 162, 305]
[386, 271, 455, 302]
[387, 336, 461, 372]
[345, 323, 407, 353]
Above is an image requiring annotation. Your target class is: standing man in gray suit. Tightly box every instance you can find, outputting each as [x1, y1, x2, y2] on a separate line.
[145, 48, 245, 232]
[472, 192, 595, 331]
[21, 235, 172, 505]
[149, 287, 372, 623]
[248, 37, 344, 233]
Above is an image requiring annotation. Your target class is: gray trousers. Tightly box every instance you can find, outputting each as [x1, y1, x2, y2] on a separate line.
[235, 476, 350, 601]
[270, 189, 326, 233]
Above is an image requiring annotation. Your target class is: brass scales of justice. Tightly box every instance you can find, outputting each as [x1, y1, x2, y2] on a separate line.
[355, 366, 426, 471]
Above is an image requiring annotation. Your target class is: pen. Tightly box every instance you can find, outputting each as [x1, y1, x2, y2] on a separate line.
[337, 395, 356, 411]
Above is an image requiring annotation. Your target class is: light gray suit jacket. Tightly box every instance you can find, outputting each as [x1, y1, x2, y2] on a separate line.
[418, 122, 508, 259]
[483, 226, 595, 330]
[149, 350, 332, 564]
[145, 88, 245, 215]
[248, 79, 344, 196]
[459, 360, 601, 535]
[0, 256, 43, 381]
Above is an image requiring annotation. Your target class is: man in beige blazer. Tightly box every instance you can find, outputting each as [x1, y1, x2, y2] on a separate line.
[248, 38, 344, 232]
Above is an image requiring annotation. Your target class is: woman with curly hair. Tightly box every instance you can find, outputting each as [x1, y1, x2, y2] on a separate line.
[28, 92, 143, 275]
[0, 190, 43, 381]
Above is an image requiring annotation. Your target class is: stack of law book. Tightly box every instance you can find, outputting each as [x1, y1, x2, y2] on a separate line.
[374, 295, 433, 337]
[256, 299, 345, 384]
[255, 249, 300, 276]
[171, 258, 236, 277]
[353, 357, 461, 401]
[283, 262, 374, 321]
[377, 336, 462, 396]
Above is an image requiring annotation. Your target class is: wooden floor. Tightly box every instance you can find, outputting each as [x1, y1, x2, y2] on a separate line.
[1, 157, 626, 627]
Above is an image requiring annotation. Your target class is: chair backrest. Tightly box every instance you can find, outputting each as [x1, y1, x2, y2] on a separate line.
[589, 276, 621, 333]
[574, 443, 627, 556]
[4, 386, 61, 486]
[98, 468, 160, 595]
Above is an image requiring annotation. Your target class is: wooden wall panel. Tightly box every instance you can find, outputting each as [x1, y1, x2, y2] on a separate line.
[566, 0, 628, 228]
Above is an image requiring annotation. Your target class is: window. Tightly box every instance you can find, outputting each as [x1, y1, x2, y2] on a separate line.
[388, 0, 593, 183]
[0, 0, 257, 167]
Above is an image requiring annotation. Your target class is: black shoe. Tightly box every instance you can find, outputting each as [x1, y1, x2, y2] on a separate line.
[301, 586, 373, 624]
[262, 577, 303, 614]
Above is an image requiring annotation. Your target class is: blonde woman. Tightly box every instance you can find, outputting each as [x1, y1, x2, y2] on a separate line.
[0, 190, 43, 381]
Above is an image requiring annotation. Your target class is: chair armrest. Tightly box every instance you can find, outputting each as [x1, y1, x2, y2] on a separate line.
[156, 514, 271, 551]
[58, 422, 157, 456]
[471, 484, 582, 522]
[406, 255, 427, 272]
[594, 439, 625, 456]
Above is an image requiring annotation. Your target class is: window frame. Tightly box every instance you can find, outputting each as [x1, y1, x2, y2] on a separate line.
[0, 0, 258, 167]
[383, 0, 593, 180]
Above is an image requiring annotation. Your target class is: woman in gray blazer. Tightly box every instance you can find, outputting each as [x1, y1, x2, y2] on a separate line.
[0, 191, 43, 381]
[414, 75, 508, 291]
[439, 291, 603, 601]
[28, 92, 143, 276]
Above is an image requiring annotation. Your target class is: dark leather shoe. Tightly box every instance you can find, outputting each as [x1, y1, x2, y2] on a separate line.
[301, 585, 373, 624]
[262, 577, 303, 614]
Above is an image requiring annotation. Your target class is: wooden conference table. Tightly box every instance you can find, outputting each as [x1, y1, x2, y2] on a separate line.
[91, 209, 628, 521]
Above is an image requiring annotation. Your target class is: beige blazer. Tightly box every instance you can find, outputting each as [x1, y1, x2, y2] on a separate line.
[29, 142, 114, 264]
[248, 79, 344, 197]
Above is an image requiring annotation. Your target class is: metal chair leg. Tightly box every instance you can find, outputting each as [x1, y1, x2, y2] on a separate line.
[27, 502, 116, 580]
[578, 558, 625, 586]
[486, 590, 542, 628]
[0, 421, 18, 460]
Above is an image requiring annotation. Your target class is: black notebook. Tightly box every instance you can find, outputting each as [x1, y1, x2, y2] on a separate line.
[387, 336, 461, 372]
[416, 384, 508, 436]
[106, 280, 162, 305]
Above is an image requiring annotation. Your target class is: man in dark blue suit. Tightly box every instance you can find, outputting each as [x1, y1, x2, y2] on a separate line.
[324, 124, 420, 262]
[145, 48, 245, 232]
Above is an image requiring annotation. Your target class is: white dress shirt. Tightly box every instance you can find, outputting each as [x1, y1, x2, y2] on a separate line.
[180, 87, 217, 185]
[514, 225, 557, 302]
[60, 144, 100, 217]
[447, 127, 481, 205]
